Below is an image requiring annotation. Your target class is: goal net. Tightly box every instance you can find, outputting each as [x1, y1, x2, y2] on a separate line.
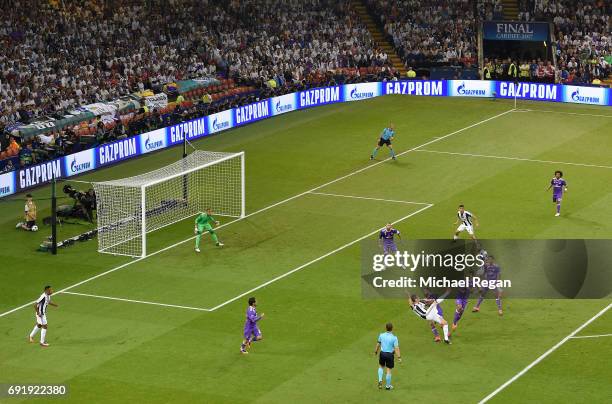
[92, 150, 245, 258]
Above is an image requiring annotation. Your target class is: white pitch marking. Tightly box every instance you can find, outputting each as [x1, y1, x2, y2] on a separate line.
[65, 200, 433, 313]
[478, 303, 612, 403]
[62, 291, 212, 312]
[513, 108, 612, 119]
[309, 191, 432, 205]
[417, 149, 612, 170]
[569, 333, 612, 339]
[1, 109, 512, 319]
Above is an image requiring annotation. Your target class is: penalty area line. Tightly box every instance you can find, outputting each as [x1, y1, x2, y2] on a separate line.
[65, 199, 433, 314]
[62, 291, 212, 312]
[0, 216, 241, 319]
[205, 203, 434, 312]
[478, 303, 612, 403]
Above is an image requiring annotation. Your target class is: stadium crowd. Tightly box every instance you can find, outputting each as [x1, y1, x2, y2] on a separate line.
[366, 0, 478, 67]
[1, 0, 610, 174]
[1, 0, 397, 170]
[517, 0, 611, 83]
[0, 0, 392, 125]
[478, 0, 504, 21]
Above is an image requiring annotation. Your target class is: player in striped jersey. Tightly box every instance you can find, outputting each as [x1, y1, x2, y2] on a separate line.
[423, 290, 444, 342]
[409, 294, 451, 344]
[453, 204, 479, 240]
[28, 285, 58, 347]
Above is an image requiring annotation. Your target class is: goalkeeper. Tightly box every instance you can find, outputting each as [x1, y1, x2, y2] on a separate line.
[194, 208, 224, 252]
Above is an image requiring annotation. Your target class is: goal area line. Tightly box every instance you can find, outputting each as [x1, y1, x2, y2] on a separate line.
[98, 211, 242, 257]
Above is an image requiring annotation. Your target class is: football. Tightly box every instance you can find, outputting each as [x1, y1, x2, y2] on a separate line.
[31, 225, 38, 232]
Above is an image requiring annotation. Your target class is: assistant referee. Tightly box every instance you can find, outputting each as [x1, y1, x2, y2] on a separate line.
[374, 322, 401, 390]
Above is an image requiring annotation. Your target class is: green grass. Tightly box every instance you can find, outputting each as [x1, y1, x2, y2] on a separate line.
[0, 96, 611, 403]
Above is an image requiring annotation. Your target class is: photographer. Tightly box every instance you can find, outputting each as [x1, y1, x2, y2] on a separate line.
[81, 189, 97, 222]
[62, 185, 96, 222]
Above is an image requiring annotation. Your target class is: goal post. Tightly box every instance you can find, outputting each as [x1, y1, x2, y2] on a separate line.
[92, 150, 245, 258]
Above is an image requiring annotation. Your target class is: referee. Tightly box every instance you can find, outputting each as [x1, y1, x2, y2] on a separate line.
[374, 322, 401, 390]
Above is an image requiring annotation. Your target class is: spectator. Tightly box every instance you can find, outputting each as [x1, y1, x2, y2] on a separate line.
[1, 158, 13, 173]
[519, 61, 530, 80]
[201, 93, 213, 104]
[6, 136, 21, 156]
[19, 143, 34, 167]
[544, 61, 555, 81]
[38, 132, 55, 147]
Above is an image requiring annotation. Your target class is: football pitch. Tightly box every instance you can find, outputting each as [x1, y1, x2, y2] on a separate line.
[1, 96, 611, 403]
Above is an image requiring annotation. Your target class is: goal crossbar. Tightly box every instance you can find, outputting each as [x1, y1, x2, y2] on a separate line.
[96, 151, 244, 188]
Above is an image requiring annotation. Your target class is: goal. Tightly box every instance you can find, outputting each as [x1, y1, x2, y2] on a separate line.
[92, 150, 245, 258]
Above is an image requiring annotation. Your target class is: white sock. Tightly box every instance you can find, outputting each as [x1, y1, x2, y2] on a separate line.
[40, 328, 47, 343]
[453, 235, 458, 240]
[443, 324, 449, 340]
[30, 326, 39, 338]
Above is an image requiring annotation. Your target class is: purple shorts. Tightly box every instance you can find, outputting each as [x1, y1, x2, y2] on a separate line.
[456, 297, 468, 309]
[383, 241, 397, 254]
[553, 194, 562, 202]
[244, 326, 261, 340]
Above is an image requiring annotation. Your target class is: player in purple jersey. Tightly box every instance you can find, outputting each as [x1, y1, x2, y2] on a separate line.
[379, 224, 407, 269]
[472, 256, 503, 316]
[546, 170, 568, 217]
[240, 297, 264, 354]
[379, 223, 401, 254]
[451, 278, 472, 334]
